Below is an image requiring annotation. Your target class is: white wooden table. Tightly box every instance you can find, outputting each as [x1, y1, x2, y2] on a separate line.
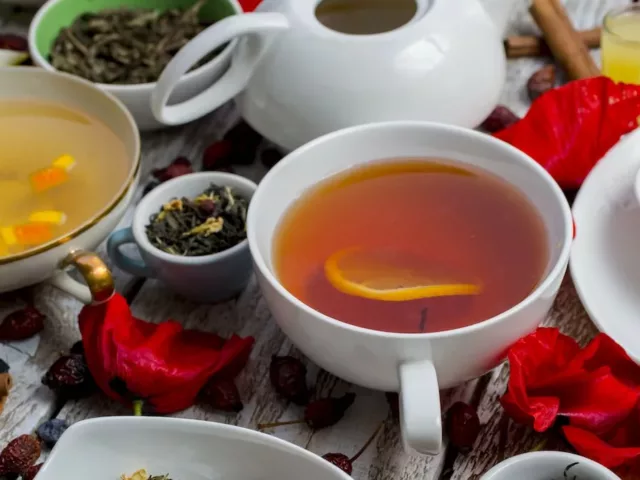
[0, 1, 628, 478]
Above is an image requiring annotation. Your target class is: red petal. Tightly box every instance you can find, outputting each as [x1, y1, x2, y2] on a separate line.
[494, 77, 640, 190]
[563, 425, 640, 469]
[557, 367, 640, 434]
[576, 334, 640, 387]
[78, 293, 255, 414]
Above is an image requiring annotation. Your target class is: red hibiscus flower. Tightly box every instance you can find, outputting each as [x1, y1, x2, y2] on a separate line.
[494, 76, 640, 190]
[501, 328, 640, 470]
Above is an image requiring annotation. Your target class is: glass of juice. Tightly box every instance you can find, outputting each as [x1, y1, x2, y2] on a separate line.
[602, 5, 640, 85]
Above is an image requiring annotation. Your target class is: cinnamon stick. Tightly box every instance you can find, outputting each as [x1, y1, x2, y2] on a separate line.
[530, 0, 600, 80]
[505, 28, 601, 58]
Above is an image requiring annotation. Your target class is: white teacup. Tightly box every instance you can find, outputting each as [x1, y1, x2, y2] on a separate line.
[246, 122, 572, 455]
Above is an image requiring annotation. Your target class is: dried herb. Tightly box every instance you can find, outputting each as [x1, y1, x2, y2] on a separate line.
[145, 183, 248, 257]
[50, 0, 222, 85]
[122, 470, 172, 480]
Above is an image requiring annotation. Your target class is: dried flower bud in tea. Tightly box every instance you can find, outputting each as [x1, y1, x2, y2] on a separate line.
[145, 183, 249, 257]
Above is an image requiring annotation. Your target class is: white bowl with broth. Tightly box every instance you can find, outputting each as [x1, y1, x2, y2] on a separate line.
[246, 122, 572, 455]
[0, 67, 140, 303]
[28, 0, 243, 131]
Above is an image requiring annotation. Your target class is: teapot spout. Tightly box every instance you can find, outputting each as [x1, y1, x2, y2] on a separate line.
[481, 0, 515, 36]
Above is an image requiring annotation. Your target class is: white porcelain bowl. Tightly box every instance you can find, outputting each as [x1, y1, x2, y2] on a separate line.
[481, 452, 621, 480]
[28, 0, 242, 131]
[38, 417, 352, 480]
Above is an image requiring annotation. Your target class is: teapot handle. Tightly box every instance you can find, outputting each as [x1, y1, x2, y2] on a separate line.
[151, 12, 289, 126]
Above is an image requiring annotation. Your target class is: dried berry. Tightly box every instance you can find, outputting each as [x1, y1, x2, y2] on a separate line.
[36, 419, 68, 448]
[223, 121, 263, 161]
[260, 148, 283, 169]
[69, 341, 84, 356]
[446, 401, 480, 451]
[0, 34, 28, 52]
[322, 453, 353, 475]
[0, 359, 9, 374]
[0, 307, 45, 341]
[0, 435, 40, 476]
[385, 392, 399, 419]
[152, 157, 193, 183]
[527, 65, 556, 101]
[269, 356, 310, 405]
[197, 199, 217, 217]
[305, 393, 356, 430]
[321, 423, 382, 476]
[202, 140, 234, 171]
[480, 106, 520, 134]
[200, 377, 243, 413]
[21, 463, 42, 480]
[42, 354, 96, 399]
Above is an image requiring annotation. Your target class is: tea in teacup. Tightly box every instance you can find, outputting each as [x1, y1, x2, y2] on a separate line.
[315, 0, 418, 35]
[273, 159, 549, 333]
[0, 99, 129, 258]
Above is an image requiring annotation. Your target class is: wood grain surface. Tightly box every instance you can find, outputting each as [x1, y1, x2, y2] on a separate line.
[0, 0, 629, 477]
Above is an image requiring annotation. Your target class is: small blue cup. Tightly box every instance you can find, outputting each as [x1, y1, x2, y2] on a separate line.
[107, 172, 257, 303]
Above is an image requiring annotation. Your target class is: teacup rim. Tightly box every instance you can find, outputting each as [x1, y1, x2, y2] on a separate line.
[247, 120, 573, 339]
[479, 451, 620, 479]
[131, 171, 257, 265]
[0, 66, 141, 266]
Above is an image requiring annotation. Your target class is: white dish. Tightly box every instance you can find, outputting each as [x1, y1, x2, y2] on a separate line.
[570, 128, 640, 363]
[480, 451, 620, 480]
[28, 0, 242, 131]
[38, 417, 352, 480]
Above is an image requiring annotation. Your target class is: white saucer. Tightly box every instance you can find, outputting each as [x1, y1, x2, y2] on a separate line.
[571, 128, 640, 363]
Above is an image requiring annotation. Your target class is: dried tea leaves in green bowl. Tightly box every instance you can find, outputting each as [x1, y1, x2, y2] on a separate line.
[146, 183, 248, 257]
[50, 0, 220, 85]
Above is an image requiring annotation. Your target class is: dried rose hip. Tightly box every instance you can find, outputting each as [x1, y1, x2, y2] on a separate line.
[446, 401, 480, 451]
[200, 377, 243, 412]
[21, 463, 42, 480]
[69, 341, 84, 356]
[223, 121, 263, 160]
[269, 356, 310, 405]
[385, 392, 399, 419]
[322, 453, 353, 475]
[527, 65, 556, 101]
[152, 157, 193, 183]
[0, 34, 28, 52]
[260, 148, 283, 169]
[202, 140, 234, 171]
[42, 354, 96, 399]
[0, 307, 45, 341]
[197, 199, 217, 217]
[305, 393, 356, 429]
[480, 106, 520, 134]
[0, 435, 40, 476]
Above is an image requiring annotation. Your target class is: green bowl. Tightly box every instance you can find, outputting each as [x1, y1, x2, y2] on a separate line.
[31, 0, 237, 59]
[28, 0, 242, 130]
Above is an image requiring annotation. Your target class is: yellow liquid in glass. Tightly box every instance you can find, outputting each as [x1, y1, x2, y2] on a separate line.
[602, 15, 640, 85]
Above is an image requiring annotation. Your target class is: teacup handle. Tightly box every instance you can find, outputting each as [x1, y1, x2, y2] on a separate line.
[107, 228, 155, 278]
[151, 12, 290, 126]
[399, 359, 443, 454]
[49, 250, 115, 305]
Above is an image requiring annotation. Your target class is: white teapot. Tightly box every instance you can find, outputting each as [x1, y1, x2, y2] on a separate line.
[152, 0, 508, 151]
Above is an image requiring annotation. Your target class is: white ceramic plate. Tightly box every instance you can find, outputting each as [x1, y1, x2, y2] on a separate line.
[38, 417, 351, 480]
[571, 128, 640, 363]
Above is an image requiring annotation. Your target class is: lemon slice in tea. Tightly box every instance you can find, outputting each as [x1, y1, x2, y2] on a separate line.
[324, 248, 481, 302]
